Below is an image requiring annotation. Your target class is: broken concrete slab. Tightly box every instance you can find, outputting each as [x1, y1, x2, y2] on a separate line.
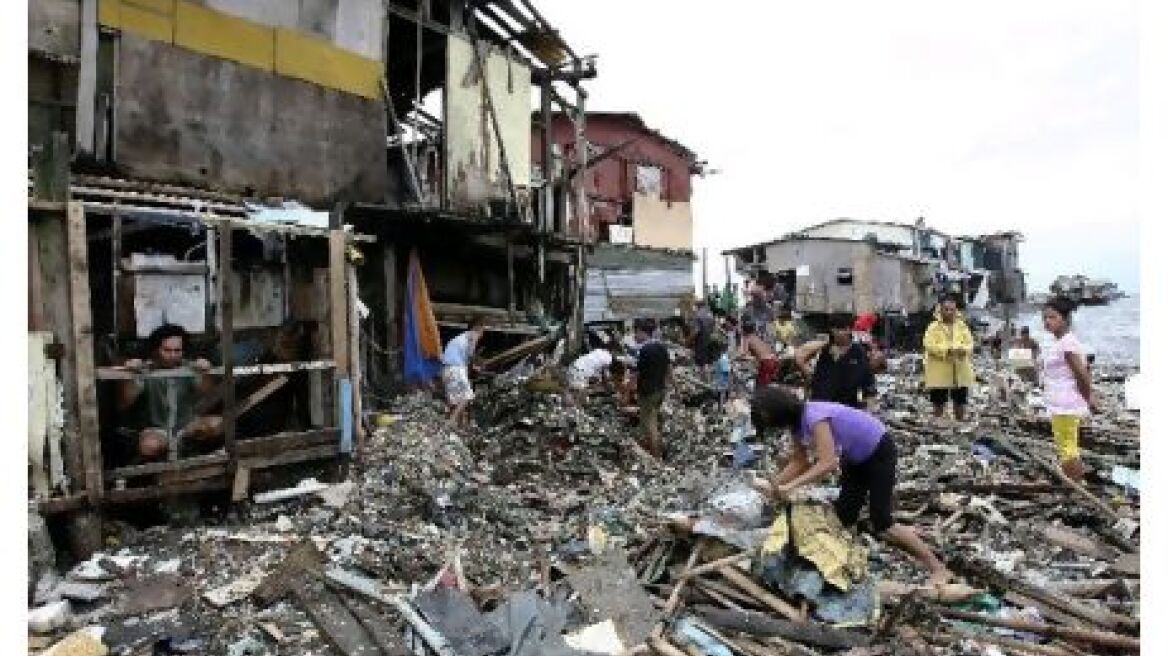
[203, 569, 266, 608]
[319, 480, 356, 508]
[118, 574, 193, 616]
[415, 586, 510, 656]
[29, 599, 72, 634]
[54, 581, 110, 603]
[564, 549, 660, 646]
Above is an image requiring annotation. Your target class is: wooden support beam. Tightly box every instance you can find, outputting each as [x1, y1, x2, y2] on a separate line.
[936, 608, 1140, 652]
[347, 263, 364, 452]
[692, 605, 869, 651]
[66, 202, 104, 504]
[218, 226, 237, 465]
[330, 231, 350, 377]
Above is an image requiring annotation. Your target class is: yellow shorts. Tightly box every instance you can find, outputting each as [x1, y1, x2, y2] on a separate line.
[1051, 415, 1082, 463]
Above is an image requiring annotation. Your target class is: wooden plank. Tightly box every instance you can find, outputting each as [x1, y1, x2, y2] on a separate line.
[231, 466, 251, 502]
[293, 579, 383, 656]
[103, 476, 230, 504]
[96, 360, 336, 380]
[66, 202, 104, 502]
[29, 231, 45, 330]
[234, 429, 339, 457]
[107, 453, 230, 479]
[717, 567, 802, 622]
[330, 231, 350, 376]
[157, 463, 231, 485]
[692, 605, 868, 651]
[239, 444, 340, 469]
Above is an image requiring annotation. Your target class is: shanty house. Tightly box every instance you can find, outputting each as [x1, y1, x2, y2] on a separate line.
[535, 112, 704, 323]
[28, 0, 596, 555]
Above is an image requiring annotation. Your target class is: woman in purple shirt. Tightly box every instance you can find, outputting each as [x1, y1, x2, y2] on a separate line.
[751, 386, 952, 585]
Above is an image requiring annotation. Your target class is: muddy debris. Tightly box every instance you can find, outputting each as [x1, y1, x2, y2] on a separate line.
[26, 351, 1139, 655]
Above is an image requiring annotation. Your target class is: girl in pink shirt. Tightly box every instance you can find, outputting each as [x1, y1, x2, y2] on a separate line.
[1041, 297, 1098, 482]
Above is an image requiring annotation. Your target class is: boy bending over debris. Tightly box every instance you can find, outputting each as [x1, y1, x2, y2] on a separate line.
[441, 317, 487, 428]
[750, 386, 953, 585]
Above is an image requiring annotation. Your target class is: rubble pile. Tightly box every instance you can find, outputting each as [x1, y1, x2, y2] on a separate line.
[26, 354, 1140, 655]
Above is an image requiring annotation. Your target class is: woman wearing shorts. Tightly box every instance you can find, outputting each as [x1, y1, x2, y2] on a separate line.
[1040, 297, 1098, 482]
[751, 386, 951, 584]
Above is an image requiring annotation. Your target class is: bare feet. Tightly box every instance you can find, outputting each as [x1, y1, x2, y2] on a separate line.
[1061, 458, 1086, 482]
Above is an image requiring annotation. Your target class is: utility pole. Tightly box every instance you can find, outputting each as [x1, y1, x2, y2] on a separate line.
[701, 247, 708, 300]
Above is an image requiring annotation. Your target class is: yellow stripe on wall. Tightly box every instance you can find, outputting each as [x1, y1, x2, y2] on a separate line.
[98, 0, 381, 100]
[119, 3, 174, 42]
[274, 28, 382, 100]
[174, 1, 274, 72]
[123, 0, 175, 15]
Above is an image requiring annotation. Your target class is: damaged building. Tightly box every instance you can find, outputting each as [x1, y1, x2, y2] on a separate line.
[533, 112, 705, 325]
[28, 0, 599, 555]
[724, 219, 1026, 345]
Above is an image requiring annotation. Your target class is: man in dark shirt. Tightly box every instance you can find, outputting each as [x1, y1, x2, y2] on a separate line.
[795, 313, 877, 409]
[633, 319, 671, 458]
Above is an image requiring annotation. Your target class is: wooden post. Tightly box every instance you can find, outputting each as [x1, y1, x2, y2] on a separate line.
[65, 202, 103, 502]
[329, 232, 350, 377]
[110, 213, 121, 339]
[218, 226, 237, 463]
[701, 247, 708, 300]
[64, 202, 104, 558]
[383, 244, 398, 380]
[347, 263, 364, 452]
[572, 86, 588, 239]
[540, 77, 554, 233]
[506, 240, 516, 325]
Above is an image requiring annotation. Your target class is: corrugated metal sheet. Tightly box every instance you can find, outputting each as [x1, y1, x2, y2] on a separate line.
[584, 266, 693, 323]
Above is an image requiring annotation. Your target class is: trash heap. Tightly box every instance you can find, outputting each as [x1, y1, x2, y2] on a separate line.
[27, 351, 1140, 655]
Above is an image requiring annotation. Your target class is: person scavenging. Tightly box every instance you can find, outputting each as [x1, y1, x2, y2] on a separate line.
[441, 316, 487, 429]
[795, 312, 877, 410]
[738, 321, 779, 387]
[633, 318, 671, 459]
[750, 386, 952, 584]
[116, 323, 221, 463]
[922, 294, 974, 422]
[1041, 297, 1098, 482]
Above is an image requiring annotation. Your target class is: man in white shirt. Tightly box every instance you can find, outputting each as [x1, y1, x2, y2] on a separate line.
[567, 347, 618, 401]
[441, 317, 487, 428]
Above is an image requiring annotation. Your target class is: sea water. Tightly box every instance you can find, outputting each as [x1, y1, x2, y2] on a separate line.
[1020, 295, 1140, 367]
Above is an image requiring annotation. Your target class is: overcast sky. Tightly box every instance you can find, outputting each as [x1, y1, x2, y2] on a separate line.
[539, 0, 1139, 293]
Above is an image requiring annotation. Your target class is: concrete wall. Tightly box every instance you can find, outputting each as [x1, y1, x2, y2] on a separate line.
[444, 34, 532, 216]
[29, 0, 82, 60]
[114, 33, 388, 204]
[631, 192, 693, 251]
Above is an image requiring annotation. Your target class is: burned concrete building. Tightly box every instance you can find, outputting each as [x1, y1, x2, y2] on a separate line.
[28, 0, 598, 553]
[533, 112, 704, 325]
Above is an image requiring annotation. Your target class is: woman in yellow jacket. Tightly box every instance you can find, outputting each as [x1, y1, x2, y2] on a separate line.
[922, 295, 974, 421]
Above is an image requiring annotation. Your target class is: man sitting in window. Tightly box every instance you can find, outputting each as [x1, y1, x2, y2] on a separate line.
[117, 324, 221, 463]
